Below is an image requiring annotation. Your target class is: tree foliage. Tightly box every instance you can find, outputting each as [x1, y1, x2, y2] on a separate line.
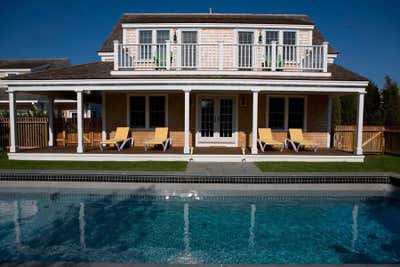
[332, 76, 400, 127]
[364, 82, 383, 125]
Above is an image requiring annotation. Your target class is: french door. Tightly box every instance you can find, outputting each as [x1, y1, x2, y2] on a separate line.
[197, 96, 236, 146]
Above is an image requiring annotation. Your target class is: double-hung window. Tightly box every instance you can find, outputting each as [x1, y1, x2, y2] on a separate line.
[129, 95, 167, 129]
[139, 30, 153, 60]
[268, 96, 305, 130]
[282, 31, 297, 62]
[155, 30, 170, 68]
[265, 31, 279, 68]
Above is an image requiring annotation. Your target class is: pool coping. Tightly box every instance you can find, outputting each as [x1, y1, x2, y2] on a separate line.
[0, 261, 399, 267]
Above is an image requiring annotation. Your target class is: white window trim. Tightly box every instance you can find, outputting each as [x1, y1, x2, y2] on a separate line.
[266, 95, 307, 131]
[177, 29, 201, 68]
[126, 94, 168, 130]
[135, 29, 174, 62]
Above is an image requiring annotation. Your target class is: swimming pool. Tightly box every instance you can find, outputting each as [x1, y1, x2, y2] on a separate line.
[0, 189, 399, 264]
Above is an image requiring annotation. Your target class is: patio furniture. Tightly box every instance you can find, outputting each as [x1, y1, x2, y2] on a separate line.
[99, 127, 133, 151]
[144, 127, 171, 152]
[287, 128, 318, 152]
[257, 128, 284, 152]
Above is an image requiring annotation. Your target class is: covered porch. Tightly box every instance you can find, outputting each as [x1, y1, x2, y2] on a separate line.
[4, 62, 368, 162]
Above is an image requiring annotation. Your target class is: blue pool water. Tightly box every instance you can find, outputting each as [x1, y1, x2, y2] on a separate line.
[0, 190, 399, 264]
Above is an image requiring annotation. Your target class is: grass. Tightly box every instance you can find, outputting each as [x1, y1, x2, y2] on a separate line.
[256, 155, 400, 173]
[0, 152, 187, 172]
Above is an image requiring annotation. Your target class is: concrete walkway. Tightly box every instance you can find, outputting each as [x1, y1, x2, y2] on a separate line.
[185, 162, 263, 176]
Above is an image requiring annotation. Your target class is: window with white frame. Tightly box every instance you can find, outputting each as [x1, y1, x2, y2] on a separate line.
[139, 30, 153, 60]
[265, 31, 279, 44]
[129, 95, 167, 129]
[283, 31, 297, 62]
[268, 96, 305, 130]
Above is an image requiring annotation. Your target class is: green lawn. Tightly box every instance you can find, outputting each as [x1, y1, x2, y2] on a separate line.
[256, 155, 400, 173]
[0, 152, 187, 171]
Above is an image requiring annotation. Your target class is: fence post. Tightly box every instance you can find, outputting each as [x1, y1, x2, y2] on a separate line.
[165, 40, 171, 70]
[218, 42, 224, 70]
[8, 91, 17, 152]
[271, 41, 277, 72]
[113, 40, 119, 71]
[323, 42, 328, 72]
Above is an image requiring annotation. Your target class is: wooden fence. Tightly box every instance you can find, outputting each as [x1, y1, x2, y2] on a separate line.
[0, 117, 48, 149]
[55, 118, 102, 146]
[384, 127, 400, 155]
[333, 125, 400, 155]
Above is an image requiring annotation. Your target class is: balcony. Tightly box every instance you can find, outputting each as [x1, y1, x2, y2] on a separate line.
[112, 40, 329, 74]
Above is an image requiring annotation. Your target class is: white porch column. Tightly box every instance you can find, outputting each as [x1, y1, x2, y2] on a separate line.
[8, 91, 17, 153]
[355, 93, 365, 155]
[183, 89, 191, 154]
[251, 89, 260, 154]
[101, 91, 107, 141]
[47, 98, 54, 147]
[76, 90, 84, 153]
[326, 95, 332, 148]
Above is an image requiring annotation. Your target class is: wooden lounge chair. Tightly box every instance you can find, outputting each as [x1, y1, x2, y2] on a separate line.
[99, 127, 133, 151]
[144, 127, 171, 152]
[287, 128, 318, 152]
[257, 128, 284, 152]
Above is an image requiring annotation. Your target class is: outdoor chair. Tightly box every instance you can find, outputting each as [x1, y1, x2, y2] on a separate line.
[144, 127, 171, 152]
[99, 127, 133, 151]
[287, 128, 318, 152]
[257, 128, 284, 152]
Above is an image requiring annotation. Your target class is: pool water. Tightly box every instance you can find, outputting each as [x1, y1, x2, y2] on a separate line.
[0, 190, 399, 264]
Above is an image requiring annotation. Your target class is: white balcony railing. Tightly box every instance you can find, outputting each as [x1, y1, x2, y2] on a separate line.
[113, 40, 329, 73]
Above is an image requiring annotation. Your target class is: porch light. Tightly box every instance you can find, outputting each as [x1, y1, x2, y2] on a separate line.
[258, 32, 263, 44]
[173, 30, 177, 43]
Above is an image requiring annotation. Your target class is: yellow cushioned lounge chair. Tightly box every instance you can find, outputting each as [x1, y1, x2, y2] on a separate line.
[144, 127, 171, 152]
[257, 128, 284, 152]
[288, 128, 318, 152]
[99, 127, 133, 151]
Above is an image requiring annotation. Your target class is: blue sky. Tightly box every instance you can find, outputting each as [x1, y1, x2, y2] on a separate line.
[0, 0, 399, 87]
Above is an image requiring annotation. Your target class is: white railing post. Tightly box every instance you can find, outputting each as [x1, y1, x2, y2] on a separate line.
[218, 42, 224, 70]
[271, 41, 277, 71]
[251, 89, 260, 154]
[327, 95, 332, 148]
[101, 91, 107, 141]
[47, 97, 54, 147]
[355, 93, 365, 155]
[166, 40, 171, 70]
[76, 90, 84, 153]
[113, 40, 119, 71]
[176, 43, 182, 70]
[183, 89, 191, 154]
[323, 42, 328, 72]
[8, 91, 17, 153]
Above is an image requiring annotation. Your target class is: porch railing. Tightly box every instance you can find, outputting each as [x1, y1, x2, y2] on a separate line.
[113, 40, 328, 73]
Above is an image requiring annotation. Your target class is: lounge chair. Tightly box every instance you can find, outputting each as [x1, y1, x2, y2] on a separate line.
[99, 127, 133, 151]
[257, 128, 284, 152]
[287, 128, 318, 152]
[144, 127, 171, 152]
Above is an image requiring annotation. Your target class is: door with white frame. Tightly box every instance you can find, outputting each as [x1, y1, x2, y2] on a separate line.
[196, 95, 237, 146]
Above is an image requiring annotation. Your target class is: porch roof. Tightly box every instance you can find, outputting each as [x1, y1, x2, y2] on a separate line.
[3, 62, 368, 82]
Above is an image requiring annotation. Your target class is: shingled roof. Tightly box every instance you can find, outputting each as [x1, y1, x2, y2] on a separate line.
[0, 58, 69, 70]
[99, 13, 338, 53]
[4, 61, 367, 82]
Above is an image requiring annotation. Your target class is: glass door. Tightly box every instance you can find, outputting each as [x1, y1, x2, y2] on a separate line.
[200, 99, 215, 139]
[197, 96, 236, 145]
